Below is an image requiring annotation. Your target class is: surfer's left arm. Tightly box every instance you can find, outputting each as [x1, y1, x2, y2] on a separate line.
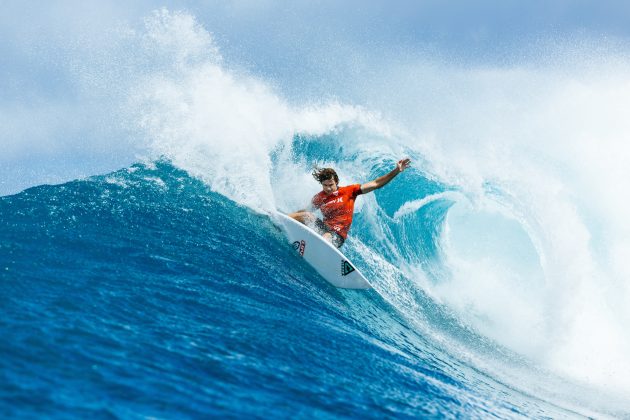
[360, 158, 411, 194]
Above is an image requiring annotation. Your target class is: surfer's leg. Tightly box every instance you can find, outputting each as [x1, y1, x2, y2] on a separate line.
[321, 230, 344, 248]
[292, 215, 340, 246]
[289, 211, 316, 225]
[331, 232, 345, 248]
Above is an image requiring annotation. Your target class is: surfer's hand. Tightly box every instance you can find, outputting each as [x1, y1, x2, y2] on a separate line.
[397, 158, 411, 172]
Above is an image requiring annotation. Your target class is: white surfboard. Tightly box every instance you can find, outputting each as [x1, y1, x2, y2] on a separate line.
[276, 212, 371, 289]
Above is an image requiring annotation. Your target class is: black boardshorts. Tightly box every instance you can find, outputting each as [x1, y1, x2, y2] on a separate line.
[314, 218, 345, 248]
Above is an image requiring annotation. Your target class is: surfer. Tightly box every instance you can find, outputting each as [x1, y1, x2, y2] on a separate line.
[289, 158, 411, 247]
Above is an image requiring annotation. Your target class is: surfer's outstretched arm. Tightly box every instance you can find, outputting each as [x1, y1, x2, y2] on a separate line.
[360, 158, 411, 194]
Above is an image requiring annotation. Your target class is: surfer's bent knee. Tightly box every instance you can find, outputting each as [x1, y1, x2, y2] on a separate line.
[289, 211, 316, 225]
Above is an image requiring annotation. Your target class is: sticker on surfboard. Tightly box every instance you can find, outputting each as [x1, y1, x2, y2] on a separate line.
[341, 260, 355, 276]
[292, 240, 306, 256]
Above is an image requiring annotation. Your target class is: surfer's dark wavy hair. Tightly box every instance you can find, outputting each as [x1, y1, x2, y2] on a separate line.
[312, 167, 339, 184]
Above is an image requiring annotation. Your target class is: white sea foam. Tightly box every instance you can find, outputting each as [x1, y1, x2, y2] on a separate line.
[393, 191, 462, 219]
[129, 10, 391, 212]
[398, 52, 630, 400]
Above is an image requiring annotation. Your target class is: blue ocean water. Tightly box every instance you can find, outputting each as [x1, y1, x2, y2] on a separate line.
[0, 159, 616, 418]
[4, 6, 630, 419]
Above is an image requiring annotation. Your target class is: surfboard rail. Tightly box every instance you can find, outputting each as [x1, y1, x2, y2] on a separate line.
[276, 212, 371, 289]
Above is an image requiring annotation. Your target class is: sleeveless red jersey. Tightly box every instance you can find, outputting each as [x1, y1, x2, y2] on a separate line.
[311, 184, 363, 239]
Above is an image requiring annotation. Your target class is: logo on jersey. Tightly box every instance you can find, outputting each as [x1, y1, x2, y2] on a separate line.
[321, 196, 343, 208]
[341, 260, 355, 276]
[292, 240, 306, 256]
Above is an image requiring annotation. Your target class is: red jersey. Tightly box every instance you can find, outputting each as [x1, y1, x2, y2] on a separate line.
[311, 184, 363, 239]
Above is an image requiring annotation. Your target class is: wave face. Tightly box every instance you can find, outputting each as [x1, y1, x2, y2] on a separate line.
[0, 160, 623, 418]
[4, 7, 630, 418]
[0, 162, 580, 417]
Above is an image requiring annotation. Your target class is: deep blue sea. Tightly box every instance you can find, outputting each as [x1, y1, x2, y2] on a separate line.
[1, 158, 626, 418]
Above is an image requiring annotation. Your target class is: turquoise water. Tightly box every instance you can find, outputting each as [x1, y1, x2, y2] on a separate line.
[0, 160, 620, 418]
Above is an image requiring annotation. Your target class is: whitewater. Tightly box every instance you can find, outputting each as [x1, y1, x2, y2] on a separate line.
[2, 8, 630, 418]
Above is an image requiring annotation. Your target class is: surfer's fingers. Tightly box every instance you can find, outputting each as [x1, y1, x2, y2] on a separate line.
[398, 158, 411, 170]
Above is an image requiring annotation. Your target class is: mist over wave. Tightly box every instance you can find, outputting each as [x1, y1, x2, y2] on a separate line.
[129, 10, 630, 397]
[3, 5, 630, 416]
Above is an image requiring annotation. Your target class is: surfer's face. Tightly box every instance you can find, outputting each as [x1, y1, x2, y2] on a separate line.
[321, 178, 338, 195]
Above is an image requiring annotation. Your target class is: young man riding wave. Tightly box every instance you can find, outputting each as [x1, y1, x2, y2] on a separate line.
[289, 158, 411, 247]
